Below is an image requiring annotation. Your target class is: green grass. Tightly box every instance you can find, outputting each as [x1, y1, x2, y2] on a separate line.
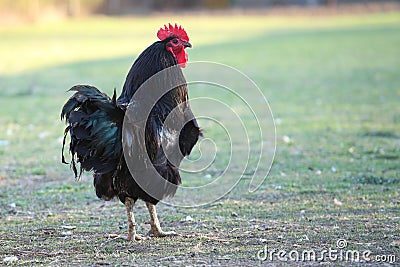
[0, 12, 400, 266]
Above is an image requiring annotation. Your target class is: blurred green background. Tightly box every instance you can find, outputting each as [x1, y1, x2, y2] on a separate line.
[0, 6, 399, 182]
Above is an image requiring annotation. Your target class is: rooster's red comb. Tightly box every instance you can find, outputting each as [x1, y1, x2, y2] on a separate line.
[157, 23, 189, 42]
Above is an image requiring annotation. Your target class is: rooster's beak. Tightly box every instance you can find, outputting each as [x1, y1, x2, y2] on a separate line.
[184, 42, 192, 48]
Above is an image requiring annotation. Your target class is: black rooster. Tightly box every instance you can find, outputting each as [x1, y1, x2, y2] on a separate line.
[61, 24, 201, 240]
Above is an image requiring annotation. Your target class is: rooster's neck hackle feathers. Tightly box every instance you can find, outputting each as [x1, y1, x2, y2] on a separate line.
[117, 41, 184, 107]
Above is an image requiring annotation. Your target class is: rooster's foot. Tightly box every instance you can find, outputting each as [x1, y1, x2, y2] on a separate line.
[127, 233, 146, 241]
[148, 227, 180, 238]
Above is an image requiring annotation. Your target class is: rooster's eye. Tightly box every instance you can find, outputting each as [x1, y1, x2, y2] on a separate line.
[172, 39, 178, 45]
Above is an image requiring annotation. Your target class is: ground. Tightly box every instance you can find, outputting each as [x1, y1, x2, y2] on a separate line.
[0, 9, 399, 266]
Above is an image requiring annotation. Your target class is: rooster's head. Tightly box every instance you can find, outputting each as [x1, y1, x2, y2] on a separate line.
[157, 23, 191, 68]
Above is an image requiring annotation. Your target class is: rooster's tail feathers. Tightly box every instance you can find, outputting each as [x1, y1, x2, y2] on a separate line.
[61, 85, 124, 178]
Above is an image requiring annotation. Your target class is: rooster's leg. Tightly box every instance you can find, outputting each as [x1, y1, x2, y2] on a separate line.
[145, 202, 179, 237]
[125, 197, 145, 241]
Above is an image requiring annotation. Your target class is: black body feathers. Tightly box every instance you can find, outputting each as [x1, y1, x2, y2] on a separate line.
[61, 40, 200, 205]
